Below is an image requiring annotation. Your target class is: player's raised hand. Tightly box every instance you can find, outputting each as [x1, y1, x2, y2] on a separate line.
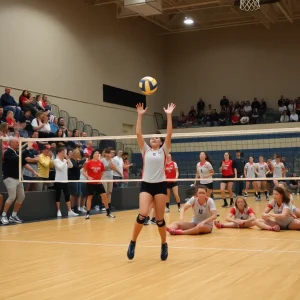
[163, 103, 176, 115]
[136, 103, 148, 115]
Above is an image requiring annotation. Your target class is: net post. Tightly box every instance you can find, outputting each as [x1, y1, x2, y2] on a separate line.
[19, 137, 23, 183]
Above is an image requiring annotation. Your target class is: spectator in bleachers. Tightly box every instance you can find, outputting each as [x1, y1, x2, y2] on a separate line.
[243, 101, 252, 116]
[251, 98, 260, 110]
[197, 98, 205, 113]
[58, 117, 68, 136]
[280, 110, 289, 123]
[0, 87, 22, 121]
[250, 108, 259, 124]
[207, 109, 219, 127]
[0, 106, 4, 123]
[295, 99, 300, 117]
[55, 128, 66, 148]
[187, 106, 196, 124]
[83, 141, 94, 158]
[278, 102, 287, 114]
[38, 95, 51, 112]
[218, 109, 228, 126]
[259, 99, 267, 119]
[6, 110, 16, 132]
[290, 110, 298, 122]
[205, 104, 213, 116]
[50, 116, 59, 133]
[112, 149, 124, 188]
[234, 101, 240, 112]
[18, 120, 29, 138]
[0, 122, 9, 154]
[278, 95, 284, 107]
[220, 96, 229, 108]
[178, 111, 187, 126]
[287, 100, 295, 115]
[20, 110, 33, 135]
[239, 101, 245, 112]
[240, 112, 250, 125]
[231, 111, 240, 125]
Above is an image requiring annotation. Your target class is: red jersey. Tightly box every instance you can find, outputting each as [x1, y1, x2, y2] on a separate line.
[85, 160, 105, 184]
[165, 161, 178, 180]
[6, 117, 15, 127]
[220, 159, 236, 176]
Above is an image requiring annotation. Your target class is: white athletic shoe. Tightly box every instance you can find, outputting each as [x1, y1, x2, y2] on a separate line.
[79, 207, 87, 213]
[165, 208, 170, 213]
[68, 210, 79, 217]
[1, 216, 9, 225]
[178, 208, 181, 212]
[57, 210, 62, 217]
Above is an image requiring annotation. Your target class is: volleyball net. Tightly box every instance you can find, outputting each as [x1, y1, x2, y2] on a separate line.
[14, 126, 300, 189]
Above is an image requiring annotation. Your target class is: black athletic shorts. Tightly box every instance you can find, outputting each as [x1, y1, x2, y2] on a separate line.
[86, 183, 106, 196]
[201, 182, 213, 190]
[221, 175, 235, 183]
[140, 181, 167, 197]
[166, 181, 178, 189]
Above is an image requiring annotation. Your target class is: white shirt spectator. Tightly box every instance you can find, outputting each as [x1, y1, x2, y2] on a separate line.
[290, 112, 298, 122]
[280, 114, 289, 123]
[54, 158, 73, 181]
[112, 156, 124, 177]
[279, 106, 287, 113]
[31, 118, 51, 132]
[243, 105, 252, 113]
[288, 103, 295, 112]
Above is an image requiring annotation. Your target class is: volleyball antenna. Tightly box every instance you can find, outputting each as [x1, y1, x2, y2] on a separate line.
[240, 0, 260, 11]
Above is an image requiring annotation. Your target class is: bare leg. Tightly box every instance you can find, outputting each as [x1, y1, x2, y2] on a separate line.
[182, 224, 212, 235]
[288, 219, 300, 230]
[255, 218, 280, 231]
[154, 194, 168, 243]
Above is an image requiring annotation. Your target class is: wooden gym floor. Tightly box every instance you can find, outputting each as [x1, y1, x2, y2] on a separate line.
[1, 195, 300, 300]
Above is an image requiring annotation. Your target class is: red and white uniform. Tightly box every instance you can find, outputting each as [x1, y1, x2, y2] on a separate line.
[256, 162, 268, 178]
[267, 200, 295, 228]
[197, 161, 213, 184]
[165, 161, 178, 182]
[230, 207, 254, 220]
[85, 160, 105, 184]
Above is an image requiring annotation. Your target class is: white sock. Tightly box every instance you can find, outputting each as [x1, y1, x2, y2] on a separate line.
[12, 211, 17, 217]
[2, 212, 7, 217]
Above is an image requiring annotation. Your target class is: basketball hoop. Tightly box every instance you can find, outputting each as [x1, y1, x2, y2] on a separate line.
[240, 0, 260, 11]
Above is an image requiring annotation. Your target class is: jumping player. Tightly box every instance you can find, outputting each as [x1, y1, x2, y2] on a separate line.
[214, 197, 256, 229]
[127, 102, 176, 261]
[166, 185, 217, 235]
[165, 154, 181, 212]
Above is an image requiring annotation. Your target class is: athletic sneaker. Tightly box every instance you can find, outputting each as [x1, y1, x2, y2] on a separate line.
[68, 210, 79, 217]
[127, 241, 136, 260]
[1, 216, 9, 225]
[57, 210, 62, 217]
[78, 207, 87, 213]
[85, 213, 90, 219]
[150, 217, 156, 225]
[165, 208, 170, 213]
[107, 213, 115, 218]
[95, 206, 100, 211]
[244, 192, 248, 197]
[161, 243, 168, 261]
[178, 207, 181, 212]
[221, 203, 228, 208]
[9, 215, 23, 224]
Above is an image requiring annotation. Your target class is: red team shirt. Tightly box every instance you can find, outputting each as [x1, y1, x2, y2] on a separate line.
[85, 160, 105, 184]
[165, 161, 178, 181]
[220, 159, 236, 176]
[230, 207, 254, 220]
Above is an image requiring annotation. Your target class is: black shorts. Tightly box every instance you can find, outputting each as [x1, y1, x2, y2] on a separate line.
[201, 182, 213, 190]
[221, 175, 235, 183]
[140, 181, 167, 197]
[86, 183, 106, 196]
[166, 182, 178, 189]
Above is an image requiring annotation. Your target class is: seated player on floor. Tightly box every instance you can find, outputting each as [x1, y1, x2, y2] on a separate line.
[166, 185, 217, 235]
[214, 197, 256, 229]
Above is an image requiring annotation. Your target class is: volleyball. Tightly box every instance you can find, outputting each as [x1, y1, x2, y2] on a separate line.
[139, 76, 158, 95]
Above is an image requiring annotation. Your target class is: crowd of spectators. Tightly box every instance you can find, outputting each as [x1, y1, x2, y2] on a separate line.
[178, 95, 300, 127]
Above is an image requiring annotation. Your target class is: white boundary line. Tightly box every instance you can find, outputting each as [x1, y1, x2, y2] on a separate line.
[1, 239, 300, 254]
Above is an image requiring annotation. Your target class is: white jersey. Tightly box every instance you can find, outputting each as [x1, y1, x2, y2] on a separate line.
[256, 162, 268, 178]
[54, 158, 73, 181]
[268, 200, 295, 228]
[197, 161, 213, 184]
[112, 156, 123, 177]
[244, 162, 256, 178]
[142, 142, 168, 183]
[101, 158, 113, 180]
[187, 197, 217, 226]
[273, 162, 284, 178]
[230, 206, 254, 220]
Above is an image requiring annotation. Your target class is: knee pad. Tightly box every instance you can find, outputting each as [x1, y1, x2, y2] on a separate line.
[16, 196, 25, 204]
[136, 214, 147, 224]
[156, 219, 166, 227]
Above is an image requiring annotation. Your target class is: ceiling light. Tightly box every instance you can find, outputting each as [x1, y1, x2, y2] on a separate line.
[184, 17, 194, 25]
